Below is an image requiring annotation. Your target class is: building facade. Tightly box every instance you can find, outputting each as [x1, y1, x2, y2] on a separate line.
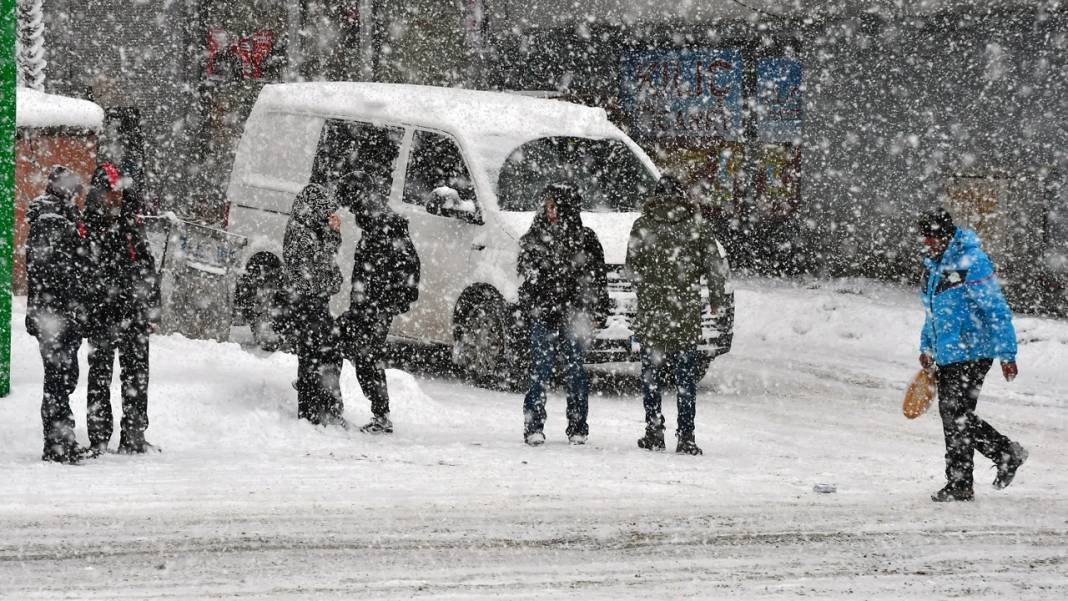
[484, 1, 1068, 310]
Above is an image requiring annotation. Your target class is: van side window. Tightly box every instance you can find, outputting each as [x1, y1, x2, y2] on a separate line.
[403, 131, 477, 208]
[311, 120, 403, 193]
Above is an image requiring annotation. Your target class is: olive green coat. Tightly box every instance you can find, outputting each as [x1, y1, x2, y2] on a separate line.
[625, 194, 729, 352]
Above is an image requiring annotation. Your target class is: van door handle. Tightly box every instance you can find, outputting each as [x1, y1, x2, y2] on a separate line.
[471, 243, 486, 251]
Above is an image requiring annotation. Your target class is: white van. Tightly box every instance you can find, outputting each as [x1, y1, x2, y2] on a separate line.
[226, 82, 733, 385]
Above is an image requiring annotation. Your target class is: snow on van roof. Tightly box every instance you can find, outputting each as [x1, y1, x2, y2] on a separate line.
[255, 82, 618, 139]
[15, 87, 105, 130]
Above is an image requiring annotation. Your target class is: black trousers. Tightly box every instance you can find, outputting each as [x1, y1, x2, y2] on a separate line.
[37, 318, 82, 452]
[87, 321, 150, 446]
[937, 359, 1013, 488]
[341, 309, 390, 418]
[292, 301, 343, 423]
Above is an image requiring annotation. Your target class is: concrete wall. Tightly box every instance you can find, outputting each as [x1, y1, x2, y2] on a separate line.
[798, 8, 1068, 295]
[44, 0, 201, 208]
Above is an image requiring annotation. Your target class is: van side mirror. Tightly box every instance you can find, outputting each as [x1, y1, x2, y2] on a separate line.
[427, 186, 481, 223]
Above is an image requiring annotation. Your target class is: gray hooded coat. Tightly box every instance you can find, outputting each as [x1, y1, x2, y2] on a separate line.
[283, 184, 343, 301]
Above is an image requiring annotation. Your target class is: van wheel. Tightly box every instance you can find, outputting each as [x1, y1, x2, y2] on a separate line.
[235, 256, 284, 352]
[453, 293, 527, 391]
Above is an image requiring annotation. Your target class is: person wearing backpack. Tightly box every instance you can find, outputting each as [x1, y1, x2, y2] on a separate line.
[280, 184, 345, 426]
[335, 171, 421, 434]
[26, 166, 92, 463]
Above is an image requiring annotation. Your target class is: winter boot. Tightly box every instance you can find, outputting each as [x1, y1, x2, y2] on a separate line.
[931, 483, 974, 502]
[359, 414, 393, 435]
[675, 432, 703, 456]
[42, 441, 92, 465]
[118, 431, 161, 455]
[993, 442, 1028, 490]
[568, 433, 588, 445]
[637, 427, 665, 451]
[318, 411, 349, 430]
[88, 441, 109, 457]
[524, 431, 546, 446]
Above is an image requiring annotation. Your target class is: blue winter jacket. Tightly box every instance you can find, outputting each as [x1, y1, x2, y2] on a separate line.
[919, 228, 1017, 365]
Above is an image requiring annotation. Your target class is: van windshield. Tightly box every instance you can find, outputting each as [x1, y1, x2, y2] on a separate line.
[496, 137, 656, 212]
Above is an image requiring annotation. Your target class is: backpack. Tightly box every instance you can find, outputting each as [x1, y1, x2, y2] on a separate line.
[387, 235, 420, 315]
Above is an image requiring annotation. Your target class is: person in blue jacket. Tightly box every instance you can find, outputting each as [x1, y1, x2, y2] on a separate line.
[917, 208, 1028, 502]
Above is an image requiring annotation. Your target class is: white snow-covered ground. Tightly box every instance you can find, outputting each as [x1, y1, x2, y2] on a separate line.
[1, 278, 1065, 600]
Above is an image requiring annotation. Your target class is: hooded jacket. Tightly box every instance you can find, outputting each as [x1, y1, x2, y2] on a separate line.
[517, 192, 609, 327]
[25, 182, 88, 337]
[919, 228, 1017, 365]
[81, 186, 161, 336]
[283, 184, 343, 301]
[626, 182, 729, 352]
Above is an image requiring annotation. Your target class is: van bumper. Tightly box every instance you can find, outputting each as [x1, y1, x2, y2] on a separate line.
[584, 295, 735, 364]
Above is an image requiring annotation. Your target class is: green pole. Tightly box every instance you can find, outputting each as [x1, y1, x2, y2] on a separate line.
[0, 0, 14, 396]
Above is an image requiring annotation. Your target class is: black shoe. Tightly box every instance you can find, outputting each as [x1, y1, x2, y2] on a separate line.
[88, 441, 109, 457]
[117, 441, 161, 455]
[42, 442, 92, 464]
[565, 423, 588, 445]
[675, 432, 703, 456]
[931, 483, 974, 502]
[993, 442, 1028, 490]
[637, 428, 665, 451]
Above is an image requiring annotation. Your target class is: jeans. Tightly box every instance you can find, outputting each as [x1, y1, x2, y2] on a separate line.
[640, 347, 698, 436]
[937, 359, 1012, 488]
[523, 319, 588, 437]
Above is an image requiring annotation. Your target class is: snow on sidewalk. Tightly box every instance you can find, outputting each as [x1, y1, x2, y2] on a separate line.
[1, 279, 1066, 599]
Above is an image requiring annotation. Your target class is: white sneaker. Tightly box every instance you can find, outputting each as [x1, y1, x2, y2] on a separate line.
[568, 433, 588, 445]
[524, 431, 546, 446]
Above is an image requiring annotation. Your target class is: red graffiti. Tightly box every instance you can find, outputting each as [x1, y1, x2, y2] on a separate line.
[206, 27, 228, 77]
[206, 28, 275, 80]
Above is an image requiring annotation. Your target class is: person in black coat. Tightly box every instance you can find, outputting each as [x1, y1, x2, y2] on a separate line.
[280, 184, 345, 426]
[335, 171, 420, 434]
[517, 183, 609, 446]
[26, 166, 91, 463]
[82, 163, 162, 455]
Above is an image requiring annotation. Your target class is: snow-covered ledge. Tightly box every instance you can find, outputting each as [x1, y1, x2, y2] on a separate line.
[15, 87, 104, 131]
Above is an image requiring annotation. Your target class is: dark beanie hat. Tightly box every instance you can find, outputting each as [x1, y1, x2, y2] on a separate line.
[46, 165, 83, 199]
[918, 207, 955, 239]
